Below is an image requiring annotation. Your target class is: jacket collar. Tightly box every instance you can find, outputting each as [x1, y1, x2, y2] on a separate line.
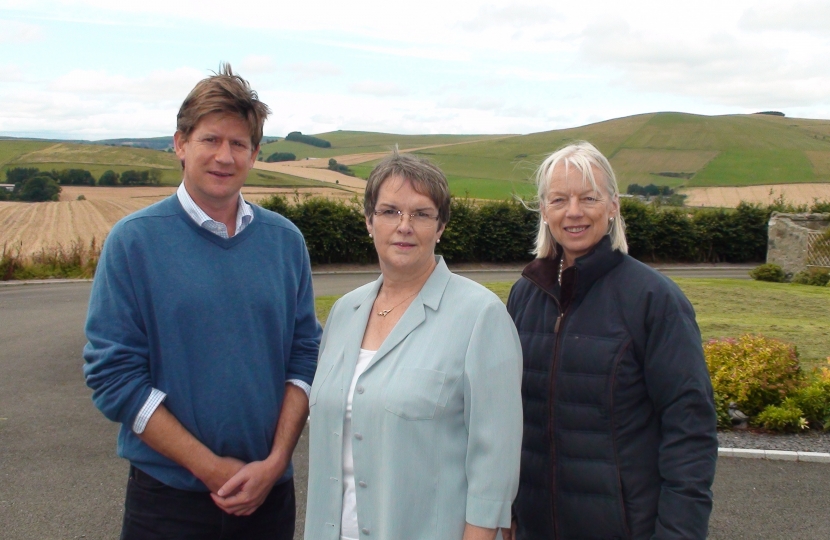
[521, 235, 624, 301]
[347, 256, 451, 370]
[348, 255, 450, 312]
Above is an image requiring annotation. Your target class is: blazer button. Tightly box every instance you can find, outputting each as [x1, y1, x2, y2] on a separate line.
[358, 480, 367, 488]
[354, 433, 363, 440]
[356, 386, 365, 394]
[361, 528, 370, 535]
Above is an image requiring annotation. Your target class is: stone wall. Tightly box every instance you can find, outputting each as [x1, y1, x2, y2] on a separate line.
[767, 213, 830, 278]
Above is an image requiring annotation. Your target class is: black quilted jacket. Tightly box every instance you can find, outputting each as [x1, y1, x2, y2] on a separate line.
[507, 236, 717, 540]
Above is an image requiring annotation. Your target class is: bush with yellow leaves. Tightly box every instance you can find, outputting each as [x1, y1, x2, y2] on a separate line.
[704, 335, 802, 417]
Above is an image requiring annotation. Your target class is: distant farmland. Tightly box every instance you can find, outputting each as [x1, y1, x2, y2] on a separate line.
[3, 111, 830, 259]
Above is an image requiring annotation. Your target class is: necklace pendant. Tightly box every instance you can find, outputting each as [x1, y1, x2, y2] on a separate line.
[378, 309, 392, 317]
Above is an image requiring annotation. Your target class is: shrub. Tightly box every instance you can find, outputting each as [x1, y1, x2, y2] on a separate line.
[6, 167, 41, 185]
[437, 198, 480, 262]
[792, 268, 830, 287]
[704, 335, 802, 416]
[787, 365, 830, 429]
[1, 243, 23, 280]
[120, 169, 161, 186]
[713, 392, 732, 429]
[749, 263, 785, 282]
[16, 175, 62, 201]
[756, 401, 808, 432]
[327, 159, 355, 177]
[285, 131, 331, 148]
[260, 195, 374, 264]
[8, 238, 100, 279]
[53, 168, 95, 186]
[474, 200, 536, 262]
[98, 170, 120, 186]
[265, 152, 296, 162]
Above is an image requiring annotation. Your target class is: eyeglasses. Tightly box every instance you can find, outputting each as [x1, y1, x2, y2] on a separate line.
[545, 194, 605, 211]
[373, 209, 439, 228]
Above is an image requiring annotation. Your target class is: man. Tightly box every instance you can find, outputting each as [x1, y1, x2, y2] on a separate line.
[83, 64, 320, 539]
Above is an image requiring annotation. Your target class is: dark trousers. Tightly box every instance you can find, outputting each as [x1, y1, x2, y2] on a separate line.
[121, 466, 296, 540]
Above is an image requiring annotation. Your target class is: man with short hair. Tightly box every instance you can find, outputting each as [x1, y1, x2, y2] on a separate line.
[83, 64, 320, 539]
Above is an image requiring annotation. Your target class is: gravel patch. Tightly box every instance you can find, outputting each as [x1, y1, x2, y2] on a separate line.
[718, 430, 830, 453]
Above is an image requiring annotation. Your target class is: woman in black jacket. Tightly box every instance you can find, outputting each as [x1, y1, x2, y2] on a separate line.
[506, 141, 717, 540]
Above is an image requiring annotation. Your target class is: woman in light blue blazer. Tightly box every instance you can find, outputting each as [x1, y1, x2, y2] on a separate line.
[305, 151, 523, 540]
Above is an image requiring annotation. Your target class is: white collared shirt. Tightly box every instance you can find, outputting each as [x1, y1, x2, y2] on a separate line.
[176, 182, 254, 238]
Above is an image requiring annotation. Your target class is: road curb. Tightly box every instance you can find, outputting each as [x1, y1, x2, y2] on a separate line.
[719, 447, 830, 463]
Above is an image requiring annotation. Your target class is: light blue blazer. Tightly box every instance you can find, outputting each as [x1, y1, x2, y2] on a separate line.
[304, 257, 523, 540]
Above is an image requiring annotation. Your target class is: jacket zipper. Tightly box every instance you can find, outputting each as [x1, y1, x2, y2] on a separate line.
[524, 274, 568, 539]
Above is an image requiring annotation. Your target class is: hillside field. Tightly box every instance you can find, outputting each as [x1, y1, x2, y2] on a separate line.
[5, 113, 830, 201]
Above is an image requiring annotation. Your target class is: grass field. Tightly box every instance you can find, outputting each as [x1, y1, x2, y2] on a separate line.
[0, 140, 55, 167]
[314, 277, 830, 367]
[259, 132, 508, 161]
[690, 149, 817, 186]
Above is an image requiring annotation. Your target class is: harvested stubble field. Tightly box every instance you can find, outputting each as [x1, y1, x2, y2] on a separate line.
[681, 183, 830, 207]
[1, 185, 355, 259]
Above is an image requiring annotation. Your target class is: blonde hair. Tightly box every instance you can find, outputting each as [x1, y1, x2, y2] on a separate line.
[532, 141, 628, 258]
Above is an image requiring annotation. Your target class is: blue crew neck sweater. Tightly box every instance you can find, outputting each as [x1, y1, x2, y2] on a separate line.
[83, 195, 321, 491]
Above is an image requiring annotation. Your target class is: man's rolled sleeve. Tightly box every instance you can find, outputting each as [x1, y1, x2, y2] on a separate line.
[283, 244, 321, 387]
[82, 228, 155, 429]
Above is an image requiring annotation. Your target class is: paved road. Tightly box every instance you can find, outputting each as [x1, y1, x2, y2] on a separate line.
[6, 269, 827, 540]
[312, 264, 752, 296]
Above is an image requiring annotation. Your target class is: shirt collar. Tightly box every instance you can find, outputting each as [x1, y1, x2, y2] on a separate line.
[176, 182, 253, 238]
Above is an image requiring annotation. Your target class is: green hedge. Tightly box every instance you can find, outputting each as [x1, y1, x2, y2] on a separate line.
[260, 195, 823, 265]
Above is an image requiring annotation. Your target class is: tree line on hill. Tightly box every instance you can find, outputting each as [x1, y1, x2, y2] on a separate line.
[0, 166, 162, 202]
[285, 131, 331, 148]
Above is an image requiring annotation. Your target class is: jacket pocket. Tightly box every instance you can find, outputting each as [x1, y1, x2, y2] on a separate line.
[309, 364, 334, 407]
[383, 368, 446, 420]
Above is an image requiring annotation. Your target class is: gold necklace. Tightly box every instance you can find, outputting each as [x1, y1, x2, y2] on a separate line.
[376, 285, 418, 317]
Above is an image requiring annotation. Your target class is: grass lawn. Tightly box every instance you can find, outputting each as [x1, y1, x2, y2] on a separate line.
[315, 277, 830, 368]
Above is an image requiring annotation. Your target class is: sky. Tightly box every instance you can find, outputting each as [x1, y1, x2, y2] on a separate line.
[1, 0, 829, 140]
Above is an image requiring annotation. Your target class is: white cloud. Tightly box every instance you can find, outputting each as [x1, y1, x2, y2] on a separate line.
[0, 64, 24, 82]
[460, 3, 559, 31]
[740, 1, 830, 34]
[578, 14, 830, 109]
[349, 81, 407, 97]
[0, 19, 44, 43]
[240, 55, 276, 74]
[287, 61, 342, 81]
[49, 67, 204, 102]
[439, 95, 505, 111]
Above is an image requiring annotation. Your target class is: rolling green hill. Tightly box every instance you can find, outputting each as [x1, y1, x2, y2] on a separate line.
[413, 112, 830, 194]
[258, 131, 511, 160]
[0, 139, 328, 188]
[4, 112, 830, 197]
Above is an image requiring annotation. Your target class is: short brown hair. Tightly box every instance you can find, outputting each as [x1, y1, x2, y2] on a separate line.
[364, 151, 451, 225]
[176, 63, 270, 147]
